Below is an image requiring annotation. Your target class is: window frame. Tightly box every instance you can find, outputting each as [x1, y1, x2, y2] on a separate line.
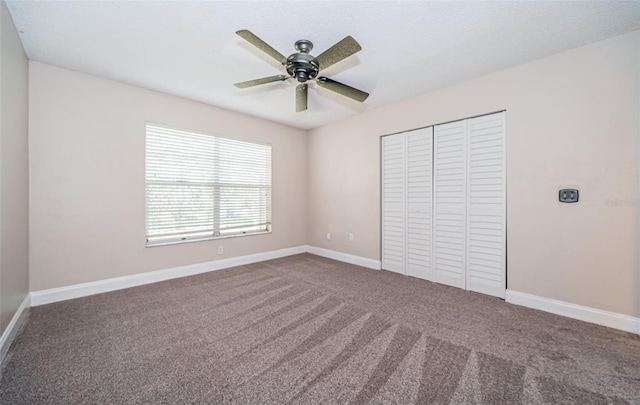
[144, 123, 272, 247]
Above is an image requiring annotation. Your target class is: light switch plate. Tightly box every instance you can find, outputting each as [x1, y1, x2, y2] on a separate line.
[559, 189, 579, 203]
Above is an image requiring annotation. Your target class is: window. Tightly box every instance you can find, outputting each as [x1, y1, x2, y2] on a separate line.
[145, 124, 272, 246]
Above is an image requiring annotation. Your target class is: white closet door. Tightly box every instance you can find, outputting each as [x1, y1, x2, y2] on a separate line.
[406, 127, 433, 280]
[381, 133, 406, 274]
[433, 120, 467, 289]
[466, 112, 506, 298]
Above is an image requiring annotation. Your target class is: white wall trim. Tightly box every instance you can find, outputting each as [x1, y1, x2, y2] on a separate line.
[31, 246, 307, 306]
[506, 290, 640, 334]
[20, 251, 640, 335]
[31, 245, 381, 307]
[305, 246, 381, 270]
[0, 294, 31, 365]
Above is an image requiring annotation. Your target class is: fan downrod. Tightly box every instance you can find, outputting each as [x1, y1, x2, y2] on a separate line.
[286, 40, 319, 83]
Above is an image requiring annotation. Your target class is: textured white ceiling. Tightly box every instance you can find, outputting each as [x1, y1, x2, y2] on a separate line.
[7, 1, 640, 130]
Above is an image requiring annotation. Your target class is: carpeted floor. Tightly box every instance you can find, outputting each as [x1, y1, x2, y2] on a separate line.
[1, 253, 639, 404]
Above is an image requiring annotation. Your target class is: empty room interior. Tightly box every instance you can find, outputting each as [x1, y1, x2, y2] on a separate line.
[1, 0, 640, 403]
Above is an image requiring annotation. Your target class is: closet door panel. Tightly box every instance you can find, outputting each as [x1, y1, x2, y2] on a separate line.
[433, 120, 467, 289]
[406, 127, 433, 281]
[467, 112, 506, 298]
[381, 134, 406, 274]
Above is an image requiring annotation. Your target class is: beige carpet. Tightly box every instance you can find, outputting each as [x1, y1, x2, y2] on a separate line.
[1, 253, 639, 404]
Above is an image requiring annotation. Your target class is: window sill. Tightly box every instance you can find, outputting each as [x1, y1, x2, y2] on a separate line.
[145, 230, 272, 248]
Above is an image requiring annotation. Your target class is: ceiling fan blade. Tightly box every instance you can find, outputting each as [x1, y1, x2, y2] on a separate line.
[296, 84, 308, 112]
[236, 30, 287, 65]
[316, 77, 369, 102]
[315, 36, 362, 71]
[234, 75, 288, 89]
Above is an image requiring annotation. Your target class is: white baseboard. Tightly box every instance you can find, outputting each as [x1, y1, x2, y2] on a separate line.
[506, 290, 640, 334]
[31, 246, 307, 306]
[20, 249, 640, 335]
[30, 245, 381, 306]
[0, 294, 31, 365]
[305, 246, 381, 270]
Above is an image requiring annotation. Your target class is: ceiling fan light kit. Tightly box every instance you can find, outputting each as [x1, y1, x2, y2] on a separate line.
[234, 29, 369, 112]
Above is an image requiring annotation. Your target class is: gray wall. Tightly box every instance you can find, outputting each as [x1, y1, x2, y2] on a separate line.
[29, 62, 307, 291]
[0, 0, 29, 333]
[307, 32, 640, 317]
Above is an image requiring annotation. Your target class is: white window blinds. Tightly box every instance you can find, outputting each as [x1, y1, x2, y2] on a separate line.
[145, 124, 272, 246]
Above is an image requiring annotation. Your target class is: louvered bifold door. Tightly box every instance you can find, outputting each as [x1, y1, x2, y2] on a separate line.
[406, 127, 433, 281]
[433, 120, 467, 289]
[382, 133, 406, 274]
[466, 112, 506, 298]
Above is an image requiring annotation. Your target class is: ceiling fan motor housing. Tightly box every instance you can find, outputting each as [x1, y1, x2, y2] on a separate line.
[286, 40, 319, 82]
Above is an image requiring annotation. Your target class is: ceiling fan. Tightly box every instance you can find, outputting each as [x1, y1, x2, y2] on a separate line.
[234, 30, 369, 112]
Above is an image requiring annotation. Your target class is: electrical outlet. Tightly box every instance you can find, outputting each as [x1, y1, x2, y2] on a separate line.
[218, 246, 224, 255]
[326, 232, 331, 240]
[559, 189, 579, 203]
[349, 233, 354, 241]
